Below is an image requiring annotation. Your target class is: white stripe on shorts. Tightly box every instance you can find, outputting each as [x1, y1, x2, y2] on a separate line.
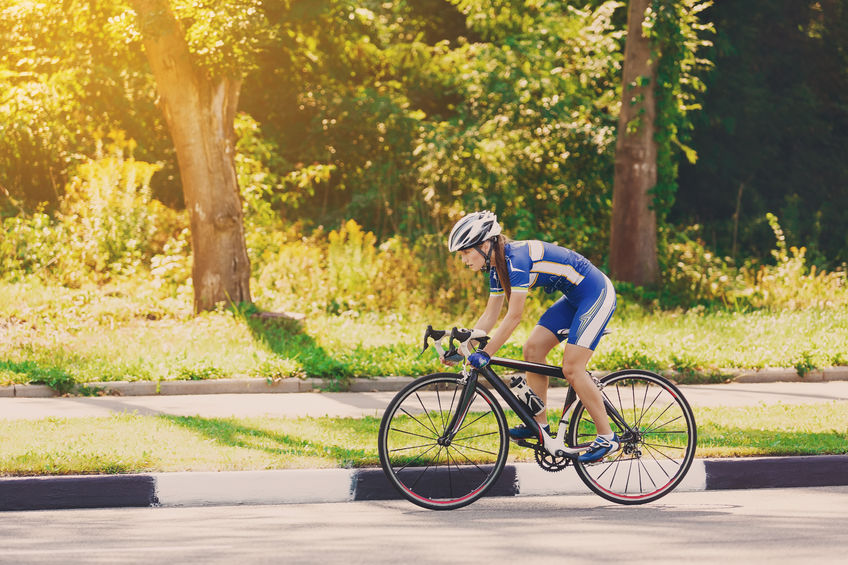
[575, 274, 616, 349]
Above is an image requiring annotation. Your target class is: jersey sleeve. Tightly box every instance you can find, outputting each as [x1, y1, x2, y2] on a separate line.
[489, 269, 504, 295]
[507, 255, 531, 293]
[489, 244, 531, 296]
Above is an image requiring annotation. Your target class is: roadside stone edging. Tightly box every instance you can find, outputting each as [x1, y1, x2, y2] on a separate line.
[4, 376, 418, 398]
[3, 367, 848, 398]
[3, 456, 847, 512]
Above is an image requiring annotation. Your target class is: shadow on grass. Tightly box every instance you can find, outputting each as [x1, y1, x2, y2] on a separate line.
[161, 414, 375, 467]
[240, 307, 352, 389]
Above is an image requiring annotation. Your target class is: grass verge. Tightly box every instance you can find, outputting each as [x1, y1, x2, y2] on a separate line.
[3, 279, 848, 392]
[1, 402, 846, 476]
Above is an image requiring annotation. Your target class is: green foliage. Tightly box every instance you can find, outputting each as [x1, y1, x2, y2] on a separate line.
[250, 218, 486, 318]
[0, 210, 64, 279]
[239, 0, 628, 261]
[413, 1, 626, 260]
[655, 213, 848, 310]
[3, 0, 848, 276]
[1, 132, 184, 286]
[0, 0, 165, 206]
[169, 0, 273, 77]
[0, 360, 75, 394]
[673, 0, 848, 268]
[61, 134, 163, 276]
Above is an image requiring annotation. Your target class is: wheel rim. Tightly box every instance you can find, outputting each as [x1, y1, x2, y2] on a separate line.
[379, 376, 508, 509]
[571, 371, 697, 503]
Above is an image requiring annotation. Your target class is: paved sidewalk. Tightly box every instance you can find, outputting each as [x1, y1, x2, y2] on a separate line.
[2, 380, 847, 420]
[1, 381, 847, 511]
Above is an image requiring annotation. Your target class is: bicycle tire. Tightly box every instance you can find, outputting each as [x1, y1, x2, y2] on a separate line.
[567, 369, 697, 505]
[378, 372, 510, 510]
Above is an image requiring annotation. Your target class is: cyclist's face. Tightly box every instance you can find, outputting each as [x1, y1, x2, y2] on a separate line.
[457, 242, 489, 271]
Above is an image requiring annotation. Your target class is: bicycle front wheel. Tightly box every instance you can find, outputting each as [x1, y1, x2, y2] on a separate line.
[568, 369, 697, 505]
[378, 372, 509, 510]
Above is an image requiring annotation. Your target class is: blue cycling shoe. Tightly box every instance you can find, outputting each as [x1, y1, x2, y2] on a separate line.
[508, 423, 550, 440]
[578, 433, 620, 463]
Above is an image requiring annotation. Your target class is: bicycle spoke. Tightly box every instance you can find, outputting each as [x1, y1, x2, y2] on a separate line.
[379, 374, 509, 510]
[447, 440, 501, 459]
[395, 443, 441, 474]
[446, 444, 494, 476]
[641, 402, 678, 433]
[570, 370, 696, 504]
[406, 447, 443, 491]
[634, 386, 664, 429]
[453, 429, 501, 443]
[455, 410, 493, 436]
[389, 426, 440, 443]
[415, 393, 443, 437]
[399, 406, 439, 437]
[641, 441, 686, 463]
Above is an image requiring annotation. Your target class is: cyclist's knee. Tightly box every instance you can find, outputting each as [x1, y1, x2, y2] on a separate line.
[561, 361, 585, 383]
[523, 340, 548, 362]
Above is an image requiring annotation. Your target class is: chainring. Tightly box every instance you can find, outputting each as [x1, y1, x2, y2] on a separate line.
[533, 447, 571, 472]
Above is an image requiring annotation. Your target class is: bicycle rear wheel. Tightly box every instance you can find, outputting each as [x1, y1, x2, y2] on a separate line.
[378, 372, 509, 510]
[568, 369, 697, 504]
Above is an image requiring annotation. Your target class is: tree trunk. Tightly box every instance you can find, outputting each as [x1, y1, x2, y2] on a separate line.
[610, 0, 659, 286]
[131, 0, 251, 312]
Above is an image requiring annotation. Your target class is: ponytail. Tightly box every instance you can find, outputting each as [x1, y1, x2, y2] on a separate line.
[492, 235, 511, 302]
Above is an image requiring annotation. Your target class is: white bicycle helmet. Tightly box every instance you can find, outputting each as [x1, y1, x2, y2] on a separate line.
[447, 211, 502, 252]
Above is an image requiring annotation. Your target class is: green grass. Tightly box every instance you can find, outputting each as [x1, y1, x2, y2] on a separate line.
[0, 402, 845, 476]
[2, 279, 848, 392]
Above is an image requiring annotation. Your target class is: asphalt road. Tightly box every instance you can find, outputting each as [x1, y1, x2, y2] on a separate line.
[1, 486, 847, 564]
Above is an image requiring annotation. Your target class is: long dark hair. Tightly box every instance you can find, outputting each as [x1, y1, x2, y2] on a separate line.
[491, 235, 511, 301]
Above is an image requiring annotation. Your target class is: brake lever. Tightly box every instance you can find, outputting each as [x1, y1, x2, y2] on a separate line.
[421, 325, 448, 357]
[449, 327, 489, 358]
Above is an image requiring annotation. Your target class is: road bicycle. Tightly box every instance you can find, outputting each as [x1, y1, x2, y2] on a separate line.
[377, 326, 697, 510]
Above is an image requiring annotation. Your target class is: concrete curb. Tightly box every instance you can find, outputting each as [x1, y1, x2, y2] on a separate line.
[5, 367, 848, 398]
[2, 455, 847, 512]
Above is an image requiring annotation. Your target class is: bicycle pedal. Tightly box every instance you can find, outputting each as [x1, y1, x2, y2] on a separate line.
[512, 439, 538, 448]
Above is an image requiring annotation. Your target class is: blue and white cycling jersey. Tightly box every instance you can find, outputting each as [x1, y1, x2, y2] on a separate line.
[489, 240, 595, 297]
[490, 240, 616, 350]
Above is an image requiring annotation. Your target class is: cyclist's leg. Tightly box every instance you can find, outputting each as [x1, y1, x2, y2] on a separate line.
[522, 325, 560, 425]
[562, 343, 611, 435]
[562, 271, 617, 437]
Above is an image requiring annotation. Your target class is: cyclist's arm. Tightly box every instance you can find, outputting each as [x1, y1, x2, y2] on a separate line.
[474, 293, 505, 333]
[479, 290, 527, 356]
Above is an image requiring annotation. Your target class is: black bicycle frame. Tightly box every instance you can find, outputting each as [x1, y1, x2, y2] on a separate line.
[441, 356, 634, 445]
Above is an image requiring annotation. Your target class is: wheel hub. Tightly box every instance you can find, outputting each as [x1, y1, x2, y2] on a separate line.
[621, 429, 643, 457]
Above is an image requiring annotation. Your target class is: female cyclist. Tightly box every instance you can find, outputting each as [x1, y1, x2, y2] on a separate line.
[445, 210, 618, 463]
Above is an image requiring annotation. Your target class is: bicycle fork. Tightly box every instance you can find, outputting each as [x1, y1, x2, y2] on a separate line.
[438, 369, 481, 446]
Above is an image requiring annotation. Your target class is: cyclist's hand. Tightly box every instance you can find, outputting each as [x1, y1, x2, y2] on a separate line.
[468, 351, 491, 369]
[441, 352, 463, 366]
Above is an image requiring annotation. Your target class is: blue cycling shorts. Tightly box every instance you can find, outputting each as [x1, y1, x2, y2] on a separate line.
[537, 269, 616, 351]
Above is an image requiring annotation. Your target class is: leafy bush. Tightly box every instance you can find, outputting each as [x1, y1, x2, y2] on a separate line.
[249, 218, 487, 317]
[658, 214, 847, 310]
[1, 132, 186, 287]
[0, 210, 65, 279]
